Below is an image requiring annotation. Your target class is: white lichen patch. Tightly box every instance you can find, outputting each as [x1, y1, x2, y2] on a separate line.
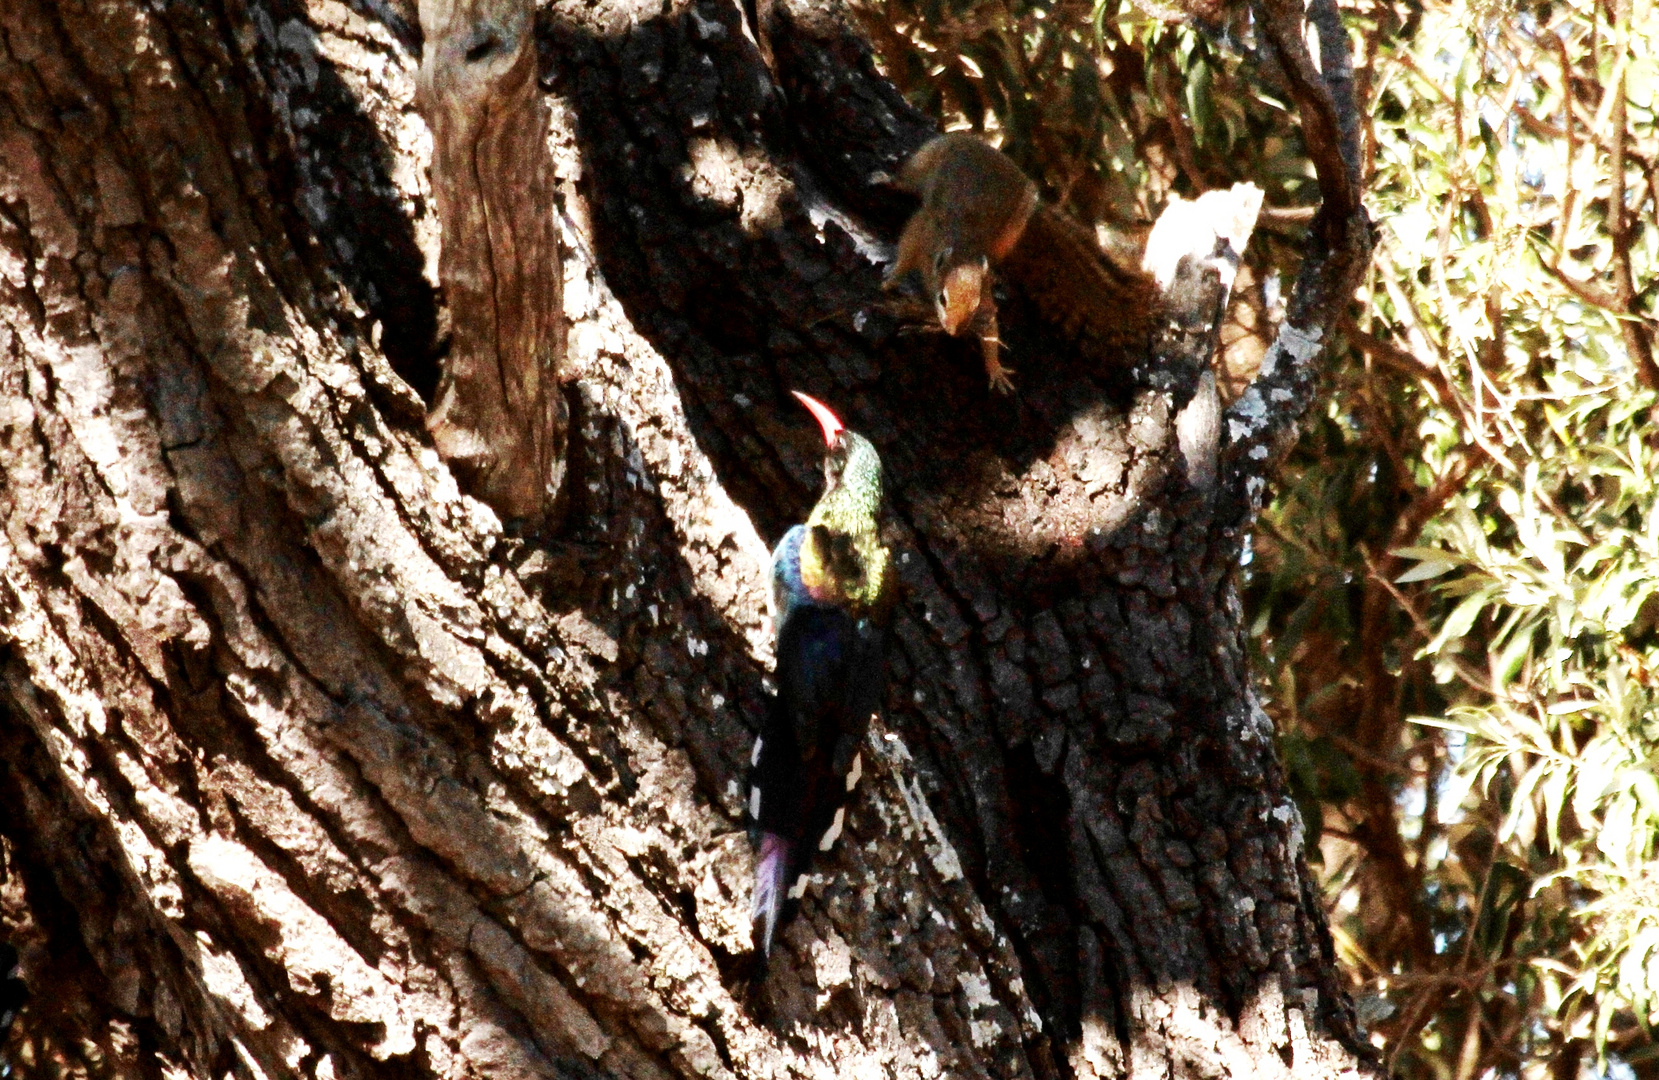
[958, 970, 996, 1011]
[812, 935, 854, 991]
[872, 729, 965, 882]
[802, 188, 891, 265]
[1270, 799, 1307, 855]
[1142, 183, 1264, 289]
[1258, 320, 1325, 380]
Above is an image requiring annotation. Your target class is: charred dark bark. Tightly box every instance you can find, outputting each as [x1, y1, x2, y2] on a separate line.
[0, 0, 1374, 1077]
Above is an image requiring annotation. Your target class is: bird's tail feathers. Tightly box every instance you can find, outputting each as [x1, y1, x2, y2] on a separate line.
[751, 832, 793, 956]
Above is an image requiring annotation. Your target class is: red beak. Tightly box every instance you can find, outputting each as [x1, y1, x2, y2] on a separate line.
[791, 391, 844, 446]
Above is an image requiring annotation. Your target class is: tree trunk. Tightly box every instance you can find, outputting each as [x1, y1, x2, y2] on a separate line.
[0, 0, 1376, 1077]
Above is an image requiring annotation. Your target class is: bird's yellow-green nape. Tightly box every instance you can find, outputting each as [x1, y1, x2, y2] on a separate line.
[790, 393, 890, 613]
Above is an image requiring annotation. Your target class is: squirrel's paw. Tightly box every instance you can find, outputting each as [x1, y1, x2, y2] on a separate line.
[980, 336, 1015, 394]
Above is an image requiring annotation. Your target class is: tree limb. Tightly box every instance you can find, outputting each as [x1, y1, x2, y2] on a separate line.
[1218, 0, 1373, 525]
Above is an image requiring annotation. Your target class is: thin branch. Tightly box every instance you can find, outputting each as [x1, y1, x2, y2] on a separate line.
[1387, 983, 1455, 1073]
[1379, 958, 1526, 994]
[1552, 30, 1580, 270]
[1513, 104, 1566, 142]
[1368, 258, 1522, 474]
[1536, 254, 1623, 312]
[1389, 49, 1457, 109]
[1427, 176, 1534, 462]
[1535, 246, 1659, 389]
[1156, 76, 1210, 191]
[1359, 546, 1496, 697]
[1603, 16, 1659, 388]
[1346, 322, 1448, 392]
[1259, 204, 1320, 224]
[1326, 731, 1422, 780]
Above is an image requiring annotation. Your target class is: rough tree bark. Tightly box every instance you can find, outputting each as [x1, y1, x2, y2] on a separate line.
[419, 0, 568, 526]
[0, 0, 1374, 1077]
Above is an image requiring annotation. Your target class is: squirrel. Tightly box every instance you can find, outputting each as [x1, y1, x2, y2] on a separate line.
[885, 133, 1038, 393]
[883, 133, 1164, 393]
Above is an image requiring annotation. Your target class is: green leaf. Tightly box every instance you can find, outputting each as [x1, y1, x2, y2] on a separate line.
[1628, 767, 1659, 823]
[1398, 559, 1457, 583]
[1542, 762, 1572, 850]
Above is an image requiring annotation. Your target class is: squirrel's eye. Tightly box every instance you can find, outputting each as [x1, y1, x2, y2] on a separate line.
[937, 290, 949, 308]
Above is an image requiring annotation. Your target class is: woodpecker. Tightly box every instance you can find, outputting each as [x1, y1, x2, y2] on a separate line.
[749, 392, 890, 955]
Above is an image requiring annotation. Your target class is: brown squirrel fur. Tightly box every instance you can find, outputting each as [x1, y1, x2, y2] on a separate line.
[1000, 203, 1161, 361]
[885, 134, 1037, 392]
[886, 133, 1158, 391]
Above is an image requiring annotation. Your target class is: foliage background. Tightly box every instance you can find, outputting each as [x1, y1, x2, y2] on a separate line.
[851, 0, 1659, 1074]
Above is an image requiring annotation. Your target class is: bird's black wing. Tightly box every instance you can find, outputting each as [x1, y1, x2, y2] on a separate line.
[747, 605, 885, 954]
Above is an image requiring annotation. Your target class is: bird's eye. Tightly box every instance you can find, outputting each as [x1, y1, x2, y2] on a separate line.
[933, 246, 951, 273]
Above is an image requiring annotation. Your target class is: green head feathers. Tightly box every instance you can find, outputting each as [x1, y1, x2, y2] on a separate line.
[791, 394, 890, 612]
